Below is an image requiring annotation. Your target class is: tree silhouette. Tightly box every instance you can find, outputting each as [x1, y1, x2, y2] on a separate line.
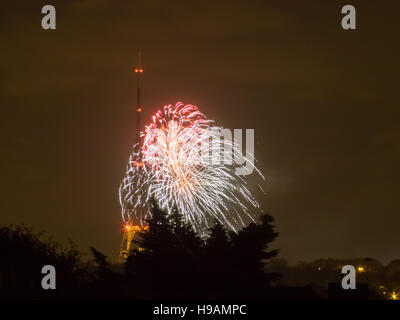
[125, 200, 183, 298]
[197, 214, 281, 298]
[125, 201, 281, 299]
[88, 246, 123, 298]
[89, 246, 111, 280]
[0, 202, 282, 299]
[229, 214, 281, 297]
[170, 205, 203, 259]
[0, 225, 83, 298]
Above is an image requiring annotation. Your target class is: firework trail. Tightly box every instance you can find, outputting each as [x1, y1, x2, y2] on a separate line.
[119, 102, 264, 233]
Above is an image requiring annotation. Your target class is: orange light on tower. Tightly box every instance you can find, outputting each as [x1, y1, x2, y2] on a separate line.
[123, 223, 145, 232]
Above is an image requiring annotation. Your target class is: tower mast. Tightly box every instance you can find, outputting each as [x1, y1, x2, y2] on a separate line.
[134, 51, 143, 147]
[119, 52, 145, 262]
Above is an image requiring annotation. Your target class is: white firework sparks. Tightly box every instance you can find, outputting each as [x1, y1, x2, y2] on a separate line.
[119, 102, 264, 233]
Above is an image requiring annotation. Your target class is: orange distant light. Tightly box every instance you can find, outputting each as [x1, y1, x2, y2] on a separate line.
[137, 108, 142, 112]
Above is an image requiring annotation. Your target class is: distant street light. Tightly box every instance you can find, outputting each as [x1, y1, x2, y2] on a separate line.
[357, 266, 365, 273]
[390, 292, 399, 300]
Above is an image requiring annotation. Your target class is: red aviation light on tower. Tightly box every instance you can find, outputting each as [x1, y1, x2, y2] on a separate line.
[134, 51, 143, 147]
[133, 161, 143, 167]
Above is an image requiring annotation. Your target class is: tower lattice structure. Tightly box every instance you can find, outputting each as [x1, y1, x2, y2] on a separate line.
[119, 52, 147, 261]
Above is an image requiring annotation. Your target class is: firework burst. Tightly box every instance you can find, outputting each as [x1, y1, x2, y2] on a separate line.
[119, 102, 264, 233]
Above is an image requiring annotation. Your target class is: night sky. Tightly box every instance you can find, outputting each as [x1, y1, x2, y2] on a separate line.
[1, 1, 399, 263]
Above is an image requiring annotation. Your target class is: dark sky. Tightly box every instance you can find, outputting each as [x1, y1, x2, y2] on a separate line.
[1, 1, 399, 263]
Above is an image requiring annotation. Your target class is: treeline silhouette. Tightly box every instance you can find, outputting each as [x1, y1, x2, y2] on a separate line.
[124, 200, 280, 299]
[0, 201, 294, 299]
